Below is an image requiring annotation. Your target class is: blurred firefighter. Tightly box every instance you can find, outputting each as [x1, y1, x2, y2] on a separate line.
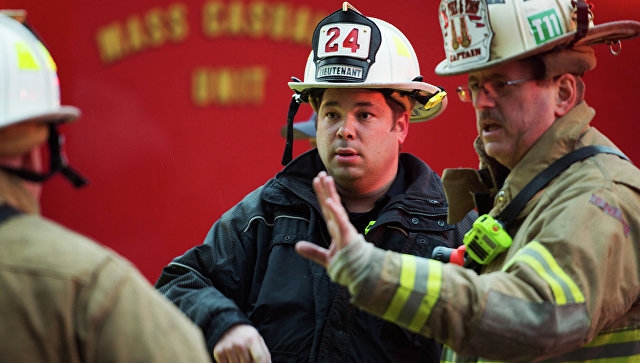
[0, 11, 210, 362]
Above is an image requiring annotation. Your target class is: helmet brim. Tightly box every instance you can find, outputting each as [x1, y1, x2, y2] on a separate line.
[280, 120, 316, 139]
[288, 81, 447, 123]
[288, 81, 442, 95]
[436, 20, 640, 76]
[5, 105, 81, 128]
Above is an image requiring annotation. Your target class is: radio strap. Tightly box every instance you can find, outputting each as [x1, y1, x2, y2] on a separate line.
[498, 146, 629, 228]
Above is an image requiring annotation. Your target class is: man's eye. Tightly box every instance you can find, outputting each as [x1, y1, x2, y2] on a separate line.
[492, 81, 508, 91]
[468, 83, 479, 92]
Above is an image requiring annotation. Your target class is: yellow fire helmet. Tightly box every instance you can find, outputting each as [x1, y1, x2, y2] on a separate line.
[0, 11, 80, 130]
[435, 0, 640, 76]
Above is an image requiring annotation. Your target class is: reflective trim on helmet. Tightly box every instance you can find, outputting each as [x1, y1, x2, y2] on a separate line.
[16, 42, 40, 70]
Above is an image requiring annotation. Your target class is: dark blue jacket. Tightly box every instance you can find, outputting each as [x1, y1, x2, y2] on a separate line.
[155, 150, 476, 362]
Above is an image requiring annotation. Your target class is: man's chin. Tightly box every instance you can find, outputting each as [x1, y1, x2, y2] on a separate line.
[483, 143, 506, 160]
[327, 166, 361, 182]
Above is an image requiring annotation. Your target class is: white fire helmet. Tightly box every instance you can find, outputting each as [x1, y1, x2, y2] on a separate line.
[288, 2, 448, 123]
[0, 11, 87, 188]
[0, 11, 80, 130]
[435, 0, 640, 76]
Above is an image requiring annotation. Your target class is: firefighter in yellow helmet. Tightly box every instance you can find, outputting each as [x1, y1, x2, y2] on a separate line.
[296, 1, 640, 361]
[0, 11, 211, 362]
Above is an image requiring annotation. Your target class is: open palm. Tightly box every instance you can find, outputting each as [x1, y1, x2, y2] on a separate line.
[295, 171, 360, 268]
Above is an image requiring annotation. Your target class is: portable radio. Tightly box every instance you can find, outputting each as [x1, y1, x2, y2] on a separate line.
[463, 215, 512, 265]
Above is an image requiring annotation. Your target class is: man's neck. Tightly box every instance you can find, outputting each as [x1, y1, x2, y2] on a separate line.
[0, 169, 41, 214]
[336, 179, 393, 213]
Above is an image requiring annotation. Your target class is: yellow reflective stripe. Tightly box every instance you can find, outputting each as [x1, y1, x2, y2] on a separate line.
[584, 328, 640, 347]
[383, 256, 442, 331]
[38, 42, 57, 71]
[607, 354, 640, 362]
[439, 348, 455, 363]
[504, 241, 585, 304]
[408, 260, 441, 331]
[442, 330, 640, 362]
[517, 253, 570, 304]
[442, 347, 503, 363]
[384, 254, 416, 321]
[16, 42, 40, 70]
[527, 242, 585, 304]
[555, 328, 640, 362]
[392, 35, 411, 57]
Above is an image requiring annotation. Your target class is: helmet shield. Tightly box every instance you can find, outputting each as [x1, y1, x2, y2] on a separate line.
[311, 6, 381, 84]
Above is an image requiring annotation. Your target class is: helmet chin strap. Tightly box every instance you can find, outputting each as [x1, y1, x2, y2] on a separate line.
[568, 0, 592, 47]
[281, 89, 307, 166]
[0, 123, 88, 188]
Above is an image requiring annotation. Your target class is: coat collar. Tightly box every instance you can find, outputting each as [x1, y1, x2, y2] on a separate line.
[267, 149, 448, 214]
[0, 169, 40, 214]
[493, 101, 598, 213]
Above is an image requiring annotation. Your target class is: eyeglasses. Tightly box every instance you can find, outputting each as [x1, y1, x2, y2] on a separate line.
[456, 77, 536, 102]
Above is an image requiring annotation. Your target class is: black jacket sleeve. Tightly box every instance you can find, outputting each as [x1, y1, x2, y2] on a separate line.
[155, 187, 267, 352]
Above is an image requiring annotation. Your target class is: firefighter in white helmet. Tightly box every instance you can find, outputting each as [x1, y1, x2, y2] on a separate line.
[156, 2, 476, 362]
[281, 2, 448, 165]
[295, 1, 640, 361]
[0, 11, 212, 362]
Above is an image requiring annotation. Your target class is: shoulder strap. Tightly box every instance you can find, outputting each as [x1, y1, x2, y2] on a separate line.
[498, 146, 629, 228]
[0, 204, 22, 225]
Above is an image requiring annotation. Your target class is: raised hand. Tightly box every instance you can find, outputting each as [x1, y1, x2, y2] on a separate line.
[295, 171, 359, 268]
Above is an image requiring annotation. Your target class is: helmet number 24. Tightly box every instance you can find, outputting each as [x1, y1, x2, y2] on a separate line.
[317, 24, 371, 59]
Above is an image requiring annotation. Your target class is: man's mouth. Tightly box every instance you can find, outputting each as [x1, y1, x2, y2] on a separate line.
[336, 148, 356, 156]
[483, 123, 501, 132]
[334, 147, 359, 163]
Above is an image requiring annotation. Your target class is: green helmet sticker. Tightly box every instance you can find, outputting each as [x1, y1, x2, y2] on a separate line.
[528, 9, 564, 45]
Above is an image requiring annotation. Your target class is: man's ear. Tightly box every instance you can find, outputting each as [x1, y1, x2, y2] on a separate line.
[0, 122, 49, 159]
[555, 74, 578, 117]
[396, 112, 410, 144]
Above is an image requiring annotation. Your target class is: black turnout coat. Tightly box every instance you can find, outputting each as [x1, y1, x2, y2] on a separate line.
[155, 150, 476, 362]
